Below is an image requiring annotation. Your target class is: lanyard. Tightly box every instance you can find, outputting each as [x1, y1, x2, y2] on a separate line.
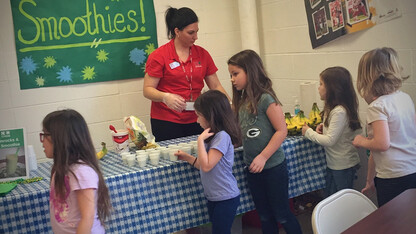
[180, 49, 193, 101]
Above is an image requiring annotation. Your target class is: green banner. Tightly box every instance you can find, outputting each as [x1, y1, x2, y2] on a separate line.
[10, 0, 158, 89]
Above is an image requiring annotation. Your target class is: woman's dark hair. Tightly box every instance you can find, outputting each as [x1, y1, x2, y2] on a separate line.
[43, 109, 111, 225]
[194, 90, 242, 147]
[320, 67, 361, 130]
[165, 7, 198, 39]
[228, 49, 280, 116]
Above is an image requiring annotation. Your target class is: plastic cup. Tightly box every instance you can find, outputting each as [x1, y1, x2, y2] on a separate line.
[157, 146, 166, 156]
[168, 144, 179, 149]
[161, 148, 170, 160]
[136, 153, 149, 160]
[145, 148, 156, 152]
[27, 145, 37, 173]
[178, 142, 188, 147]
[126, 154, 136, 167]
[137, 156, 147, 168]
[136, 151, 148, 160]
[191, 142, 198, 155]
[151, 148, 161, 156]
[181, 146, 192, 155]
[136, 150, 147, 154]
[120, 152, 130, 165]
[169, 149, 178, 161]
[149, 150, 160, 157]
[149, 152, 160, 166]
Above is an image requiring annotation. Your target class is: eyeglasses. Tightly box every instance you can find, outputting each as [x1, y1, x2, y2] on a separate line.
[39, 132, 51, 143]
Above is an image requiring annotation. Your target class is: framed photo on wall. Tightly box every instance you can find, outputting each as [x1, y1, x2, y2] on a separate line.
[346, 0, 370, 25]
[329, 0, 345, 32]
[0, 128, 28, 182]
[312, 7, 329, 39]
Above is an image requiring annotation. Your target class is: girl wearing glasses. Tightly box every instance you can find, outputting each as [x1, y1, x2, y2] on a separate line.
[41, 109, 111, 233]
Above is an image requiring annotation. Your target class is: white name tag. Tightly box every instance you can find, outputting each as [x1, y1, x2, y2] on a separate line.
[169, 61, 180, 69]
[185, 101, 195, 111]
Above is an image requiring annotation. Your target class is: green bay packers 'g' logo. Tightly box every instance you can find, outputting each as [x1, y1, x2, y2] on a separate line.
[246, 128, 261, 138]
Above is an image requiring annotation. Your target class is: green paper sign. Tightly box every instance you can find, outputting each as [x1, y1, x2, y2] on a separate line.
[0, 128, 28, 182]
[10, 0, 158, 89]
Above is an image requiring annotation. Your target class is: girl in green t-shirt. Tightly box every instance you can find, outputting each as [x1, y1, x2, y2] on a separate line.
[228, 50, 302, 233]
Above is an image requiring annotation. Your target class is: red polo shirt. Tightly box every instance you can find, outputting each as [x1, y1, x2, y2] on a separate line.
[145, 39, 218, 124]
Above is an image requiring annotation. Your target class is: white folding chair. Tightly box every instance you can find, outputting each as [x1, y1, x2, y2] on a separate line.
[311, 189, 377, 234]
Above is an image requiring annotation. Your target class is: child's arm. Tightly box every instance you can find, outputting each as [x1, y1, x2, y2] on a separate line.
[249, 103, 287, 173]
[176, 128, 223, 172]
[353, 120, 390, 151]
[196, 128, 223, 172]
[176, 150, 200, 170]
[361, 153, 376, 197]
[76, 188, 96, 234]
[303, 107, 348, 147]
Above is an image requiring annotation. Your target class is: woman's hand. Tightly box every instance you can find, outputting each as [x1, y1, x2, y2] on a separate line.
[249, 154, 268, 173]
[302, 123, 310, 136]
[163, 93, 186, 112]
[315, 123, 323, 134]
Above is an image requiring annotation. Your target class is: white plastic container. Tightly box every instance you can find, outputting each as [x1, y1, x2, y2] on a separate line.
[137, 156, 147, 167]
[149, 152, 160, 166]
[27, 145, 37, 175]
[169, 149, 178, 161]
[126, 154, 136, 167]
[120, 152, 130, 165]
[161, 148, 170, 160]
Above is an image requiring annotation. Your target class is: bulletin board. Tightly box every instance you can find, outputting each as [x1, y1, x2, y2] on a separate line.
[304, 0, 401, 48]
[10, 0, 158, 89]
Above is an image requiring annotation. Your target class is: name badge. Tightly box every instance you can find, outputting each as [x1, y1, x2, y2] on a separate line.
[169, 61, 180, 69]
[185, 101, 195, 111]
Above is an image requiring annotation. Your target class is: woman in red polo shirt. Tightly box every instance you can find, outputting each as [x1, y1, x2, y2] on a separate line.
[144, 7, 230, 141]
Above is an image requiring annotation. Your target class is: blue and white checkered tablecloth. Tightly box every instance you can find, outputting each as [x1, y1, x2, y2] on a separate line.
[0, 135, 325, 233]
[283, 136, 327, 198]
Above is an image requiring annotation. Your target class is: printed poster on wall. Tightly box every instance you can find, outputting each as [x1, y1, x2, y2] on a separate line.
[0, 128, 28, 182]
[304, 0, 401, 49]
[10, 0, 158, 89]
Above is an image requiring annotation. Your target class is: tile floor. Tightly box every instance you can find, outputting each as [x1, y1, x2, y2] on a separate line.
[242, 191, 319, 234]
[242, 210, 313, 234]
[175, 191, 321, 234]
[176, 210, 313, 234]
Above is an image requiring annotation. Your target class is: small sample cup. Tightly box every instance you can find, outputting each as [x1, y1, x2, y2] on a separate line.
[169, 149, 178, 161]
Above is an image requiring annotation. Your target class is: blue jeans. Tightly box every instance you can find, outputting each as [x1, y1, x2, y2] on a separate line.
[207, 195, 240, 234]
[375, 172, 416, 207]
[325, 166, 358, 197]
[246, 161, 302, 234]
